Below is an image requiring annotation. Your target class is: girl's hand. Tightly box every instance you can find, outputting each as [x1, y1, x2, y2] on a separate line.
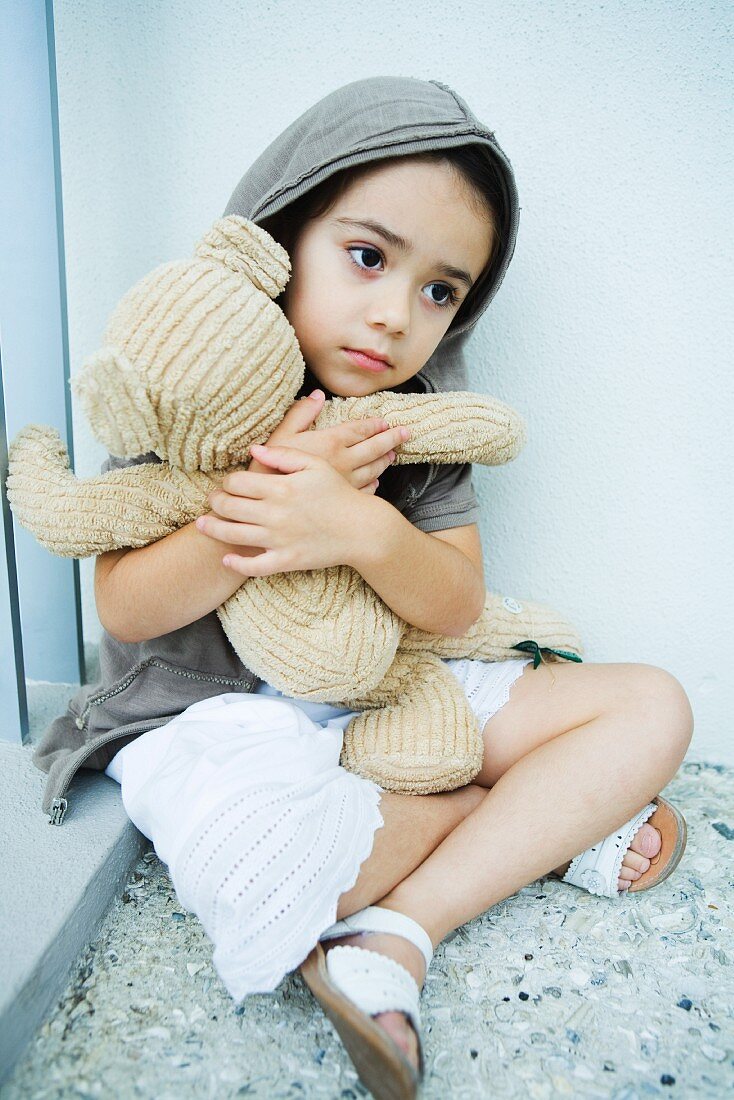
[249, 389, 411, 492]
[197, 444, 369, 577]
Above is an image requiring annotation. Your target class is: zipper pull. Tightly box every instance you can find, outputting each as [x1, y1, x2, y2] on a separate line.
[49, 797, 68, 826]
[75, 716, 84, 729]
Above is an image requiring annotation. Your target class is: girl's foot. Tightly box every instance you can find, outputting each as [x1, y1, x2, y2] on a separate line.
[553, 821, 662, 891]
[323, 829, 666, 1066]
[322, 927, 426, 1072]
[318, 825, 667, 1074]
[556, 818, 664, 893]
[302, 906, 433, 1096]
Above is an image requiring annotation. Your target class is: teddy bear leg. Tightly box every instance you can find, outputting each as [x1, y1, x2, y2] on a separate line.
[404, 591, 583, 666]
[339, 655, 484, 794]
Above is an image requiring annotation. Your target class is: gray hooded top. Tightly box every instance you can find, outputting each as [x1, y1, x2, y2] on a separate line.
[32, 76, 520, 824]
[224, 75, 520, 522]
[224, 75, 519, 384]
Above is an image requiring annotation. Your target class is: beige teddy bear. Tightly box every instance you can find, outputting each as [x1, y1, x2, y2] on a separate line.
[7, 216, 582, 793]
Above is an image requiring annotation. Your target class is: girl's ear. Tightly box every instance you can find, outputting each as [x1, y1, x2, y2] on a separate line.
[72, 347, 159, 459]
[195, 216, 292, 299]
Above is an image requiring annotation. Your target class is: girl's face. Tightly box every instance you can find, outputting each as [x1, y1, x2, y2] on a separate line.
[280, 159, 495, 397]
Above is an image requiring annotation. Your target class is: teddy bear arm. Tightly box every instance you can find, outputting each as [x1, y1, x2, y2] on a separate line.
[6, 424, 216, 556]
[314, 392, 526, 466]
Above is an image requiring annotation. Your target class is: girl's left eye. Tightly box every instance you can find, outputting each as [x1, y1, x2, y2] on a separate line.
[346, 247, 460, 309]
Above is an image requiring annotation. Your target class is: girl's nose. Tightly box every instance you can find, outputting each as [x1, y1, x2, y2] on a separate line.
[366, 280, 411, 335]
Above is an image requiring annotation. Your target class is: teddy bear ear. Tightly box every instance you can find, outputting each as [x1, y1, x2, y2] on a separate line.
[194, 216, 291, 299]
[72, 347, 159, 458]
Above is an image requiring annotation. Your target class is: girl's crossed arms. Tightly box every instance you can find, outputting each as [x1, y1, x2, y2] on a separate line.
[95, 391, 483, 644]
[197, 388, 486, 637]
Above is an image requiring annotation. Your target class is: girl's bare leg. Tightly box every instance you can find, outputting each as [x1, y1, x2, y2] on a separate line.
[336, 782, 487, 910]
[331, 661, 694, 1064]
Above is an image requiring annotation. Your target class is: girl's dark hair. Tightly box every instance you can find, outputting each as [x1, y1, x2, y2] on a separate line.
[259, 149, 506, 510]
[258, 146, 507, 334]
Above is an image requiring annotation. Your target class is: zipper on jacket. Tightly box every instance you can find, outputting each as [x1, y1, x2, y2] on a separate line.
[47, 719, 171, 825]
[49, 665, 258, 823]
[76, 659, 255, 730]
[50, 798, 68, 825]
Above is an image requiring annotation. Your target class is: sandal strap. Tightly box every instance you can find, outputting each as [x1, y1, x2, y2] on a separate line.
[320, 905, 434, 972]
[325, 945, 422, 1031]
[562, 802, 657, 898]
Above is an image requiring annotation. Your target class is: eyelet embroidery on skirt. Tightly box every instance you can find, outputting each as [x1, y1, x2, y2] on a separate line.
[105, 660, 531, 1000]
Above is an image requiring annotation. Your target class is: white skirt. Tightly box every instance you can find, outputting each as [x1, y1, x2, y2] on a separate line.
[105, 655, 532, 1002]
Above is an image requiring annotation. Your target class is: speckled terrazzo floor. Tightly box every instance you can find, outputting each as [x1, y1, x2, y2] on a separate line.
[3, 761, 733, 1100]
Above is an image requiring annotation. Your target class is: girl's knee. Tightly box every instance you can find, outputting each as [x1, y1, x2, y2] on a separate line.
[460, 782, 489, 813]
[630, 664, 694, 757]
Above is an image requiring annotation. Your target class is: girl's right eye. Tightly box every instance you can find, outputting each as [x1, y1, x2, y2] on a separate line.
[346, 246, 383, 271]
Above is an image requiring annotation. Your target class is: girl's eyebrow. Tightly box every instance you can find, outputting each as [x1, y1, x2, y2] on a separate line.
[332, 217, 475, 290]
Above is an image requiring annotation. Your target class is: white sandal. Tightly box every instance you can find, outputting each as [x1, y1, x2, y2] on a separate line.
[300, 905, 433, 1100]
[558, 795, 687, 899]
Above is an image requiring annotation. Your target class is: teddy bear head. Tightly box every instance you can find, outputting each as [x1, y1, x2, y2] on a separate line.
[71, 217, 306, 471]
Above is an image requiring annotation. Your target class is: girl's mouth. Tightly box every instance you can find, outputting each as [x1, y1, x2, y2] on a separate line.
[343, 348, 391, 373]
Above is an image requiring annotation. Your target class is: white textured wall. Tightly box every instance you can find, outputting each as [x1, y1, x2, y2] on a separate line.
[53, 1, 732, 761]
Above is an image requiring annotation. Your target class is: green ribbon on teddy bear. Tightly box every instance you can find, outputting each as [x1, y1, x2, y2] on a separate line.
[513, 640, 584, 669]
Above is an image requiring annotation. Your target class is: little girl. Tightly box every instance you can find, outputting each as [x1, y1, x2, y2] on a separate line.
[77, 77, 692, 1097]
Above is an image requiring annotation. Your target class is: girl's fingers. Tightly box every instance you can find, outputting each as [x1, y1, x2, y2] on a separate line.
[196, 514, 271, 547]
[353, 452, 394, 487]
[206, 487, 271, 523]
[278, 390, 326, 434]
[264, 392, 325, 450]
[249, 443, 316, 474]
[221, 468, 287, 497]
[349, 425, 410, 464]
[358, 479, 380, 494]
[207, 488, 264, 520]
[222, 549, 286, 577]
[339, 417, 390, 442]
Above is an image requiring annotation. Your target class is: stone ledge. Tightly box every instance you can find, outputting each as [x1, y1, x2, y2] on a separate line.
[0, 681, 146, 1087]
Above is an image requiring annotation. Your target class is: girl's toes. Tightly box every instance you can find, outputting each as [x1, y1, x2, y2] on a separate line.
[622, 850, 651, 873]
[373, 1011, 419, 1069]
[630, 823, 662, 859]
[618, 865, 641, 890]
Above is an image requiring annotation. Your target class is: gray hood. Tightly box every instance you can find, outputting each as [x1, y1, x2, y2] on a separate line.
[224, 76, 519, 394]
